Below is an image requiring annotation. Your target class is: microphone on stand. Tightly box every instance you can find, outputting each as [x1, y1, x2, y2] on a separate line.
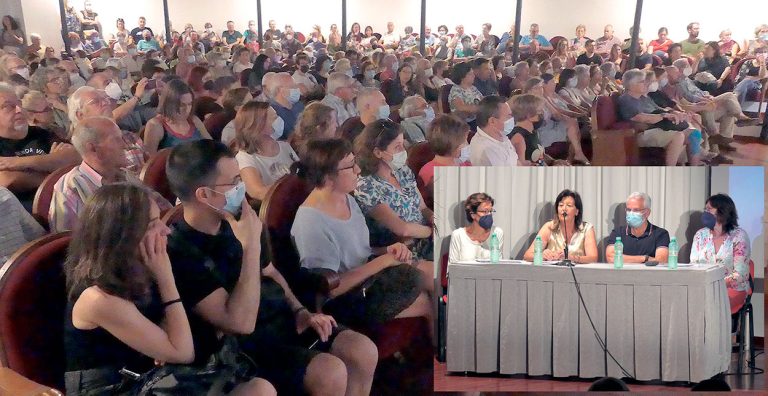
[559, 210, 573, 267]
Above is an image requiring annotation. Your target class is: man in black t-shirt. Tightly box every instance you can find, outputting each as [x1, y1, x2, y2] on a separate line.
[130, 16, 153, 45]
[576, 40, 603, 66]
[606, 192, 670, 264]
[0, 84, 80, 196]
[165, 140, 377, 395]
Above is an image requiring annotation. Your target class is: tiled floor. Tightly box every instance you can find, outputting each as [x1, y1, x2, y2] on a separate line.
[434, 351, 765, 393]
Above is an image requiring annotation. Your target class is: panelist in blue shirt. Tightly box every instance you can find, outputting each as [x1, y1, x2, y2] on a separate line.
[606, 192, 670, 264]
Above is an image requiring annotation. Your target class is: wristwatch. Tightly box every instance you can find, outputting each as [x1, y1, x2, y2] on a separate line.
[642, 255, 649, 263]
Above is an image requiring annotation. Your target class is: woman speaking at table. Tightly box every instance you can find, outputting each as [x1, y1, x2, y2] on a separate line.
[523, 189, 598, 264]
[690, 194, 751, 314]
[449, 193, 504, 262]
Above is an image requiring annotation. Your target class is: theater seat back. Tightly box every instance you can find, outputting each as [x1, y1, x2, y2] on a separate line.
[259, 174, 312, 286]
[32, 164, 77, 230]
[407, 142, 435, 210]
[439, 84, 453, 114]
[140, 148, 176, 204]
[594, 94, 618, 130]
[0, 232, 71, 391]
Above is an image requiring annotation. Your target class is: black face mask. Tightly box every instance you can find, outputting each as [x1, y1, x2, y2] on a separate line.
[299, 64, 309, 73]
[532, 119, 545, 130]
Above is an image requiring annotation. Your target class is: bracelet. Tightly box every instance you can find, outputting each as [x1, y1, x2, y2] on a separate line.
[162, 298, 182, 308]
[293, 306, 308, 316]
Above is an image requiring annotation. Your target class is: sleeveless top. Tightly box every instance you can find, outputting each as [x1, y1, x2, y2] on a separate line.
[546, 221, 594, 257]
[64, 287, 163, 372]
[158, 119, 205, 149]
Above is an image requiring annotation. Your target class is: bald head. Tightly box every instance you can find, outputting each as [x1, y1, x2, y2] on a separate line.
[356, 88, 386, 123]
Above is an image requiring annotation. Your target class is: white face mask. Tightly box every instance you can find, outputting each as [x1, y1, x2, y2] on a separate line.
[423, 107, 435, 123]
[386, 150, 407, 171]
[345, 70, 354, 77]
[377, 104, 390, 120]
[392, 61, 399, 71]
[69, 72, 80, 82]
[271, 116, 285, 140]
[423, 68, 433, 77]
[659, 77, 669, 87]
[365, 70, 376, 79]
[647, 81, 659, 92]
[14, 67, 30, 80]
[567, 78, 578, 88]
[187, 55, 196, 64]
[458, 145, 470, 163]
[683, 67, 693, 77]
[503, 117, 516, 135]
[104, 82, 123, 100]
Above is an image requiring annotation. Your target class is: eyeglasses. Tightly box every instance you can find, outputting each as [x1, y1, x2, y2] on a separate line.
[26, 105, 53, 114]
[85, 96, 111, 106]
[476, 209, 496, 215]
[337, 163, 356, 171]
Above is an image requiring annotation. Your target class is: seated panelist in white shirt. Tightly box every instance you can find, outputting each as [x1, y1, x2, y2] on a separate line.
[450, 193, 504, 262]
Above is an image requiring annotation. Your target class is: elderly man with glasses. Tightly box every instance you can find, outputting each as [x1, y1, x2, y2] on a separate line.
[606, 192, 670, 265]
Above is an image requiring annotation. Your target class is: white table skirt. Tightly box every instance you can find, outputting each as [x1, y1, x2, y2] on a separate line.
[446, 261, 731, 382]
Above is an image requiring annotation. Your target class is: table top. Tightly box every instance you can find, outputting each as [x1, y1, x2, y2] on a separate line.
[448, 260, 726, 286]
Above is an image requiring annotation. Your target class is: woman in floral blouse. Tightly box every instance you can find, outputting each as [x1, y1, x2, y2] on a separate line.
[690, 194, 751, 314]
[353, 119, 434, 279]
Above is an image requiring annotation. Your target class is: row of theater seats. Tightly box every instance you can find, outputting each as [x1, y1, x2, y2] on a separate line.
[0, 148, 434, 395]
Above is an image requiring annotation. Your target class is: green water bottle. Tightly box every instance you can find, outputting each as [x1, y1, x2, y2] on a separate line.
[668, 237, 678, 269]
[614, 237, 624, 269]
[533, 235, 543, 265]
[490, 232, 500, 263]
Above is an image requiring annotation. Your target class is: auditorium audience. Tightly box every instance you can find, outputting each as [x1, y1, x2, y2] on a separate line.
[523, 189, 598, 263]
[595, 25, 622, 56]
[165, 140, 377, 396]
[448, 62, 483, 124]
[143, 79, 211, 154]
[606, 192, 670, 264]
[28, 66, 71, 133]
[680, 22, 706, 57]
[381, 64, 420, 108]
[234, 101, 299, 201]
[648, 27, 673, 58]
[742, 24, 768, 56]
[22, 90, 66, 140]
[733, 48, 767, 106]
[469, 95, 517, 166]
[509, 93, 566, 166]
[291, 138, 432, 328]
[399, 95, 432, 146]
[339, 87, 388, 141]
[207, 87, 251, 144]
[265, 72, 304, 140]
[690, 194, 751, 314]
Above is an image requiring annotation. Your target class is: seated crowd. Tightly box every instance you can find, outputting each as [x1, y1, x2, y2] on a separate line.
[0, 9, 766, 394]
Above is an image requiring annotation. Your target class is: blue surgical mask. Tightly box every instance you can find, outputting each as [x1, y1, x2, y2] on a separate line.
[626, 211, 644, 228]
[503, 117, 515, 135]
[271, 116, 285, 140]
[701, 211, 717, 230]
[207, 181, 246, 215]
[287, 88, 301, 103]
[377, 104, 391, 120]
[478, 214, 493, 230]
[424, 107, 436, 123]
[458, 145, 470, 164]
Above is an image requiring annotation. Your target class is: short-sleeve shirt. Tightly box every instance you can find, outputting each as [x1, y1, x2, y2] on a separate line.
[468, 127, 518, 166]
[130, 27, 153, 45]
[222, 30, 243, 45]
[576, 53, 603, 66]
[448, 85, 483, 121]
[0, 126, 54, 157]
[354, 167, 426, 249]
[0, 187, 45, 262]
[595, 36, 623, 54]
[271, 101, 305, 140]
[617, 93, 662, 121]
[235, 143, 299, 186]
[697, 56, 729, 79]
[292, 194, 373, 273]
[680, 39, 706, 56]
[520, 34, 551, 48]
[606, 221, 670, 257]
[167, 220, 280, 363]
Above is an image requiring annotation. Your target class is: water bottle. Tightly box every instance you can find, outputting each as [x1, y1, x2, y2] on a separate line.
[614, 237, 624, 269]
[489, 232, 500, 263]
[668, 237, 678, 269]
[533, 235, 543, 265]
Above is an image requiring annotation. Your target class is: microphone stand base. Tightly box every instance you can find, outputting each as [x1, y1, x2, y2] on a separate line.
[557, 259, 574, 267]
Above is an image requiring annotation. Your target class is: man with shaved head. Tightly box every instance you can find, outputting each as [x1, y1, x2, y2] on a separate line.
[338, 87, 389, 141]
[596, 24, 622, 56]
[49, 116, 170, 232]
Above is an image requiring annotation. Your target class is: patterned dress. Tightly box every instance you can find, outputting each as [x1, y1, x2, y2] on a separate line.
[690, 227, 751, 292]
[354, 167, 432, 260]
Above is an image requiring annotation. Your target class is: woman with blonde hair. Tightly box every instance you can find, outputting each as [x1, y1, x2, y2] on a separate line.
[288, 101, 338, 159]
[234, 101, 299, 201]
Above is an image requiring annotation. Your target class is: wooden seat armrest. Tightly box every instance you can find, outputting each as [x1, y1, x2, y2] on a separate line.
[0, 367, 62, 396]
